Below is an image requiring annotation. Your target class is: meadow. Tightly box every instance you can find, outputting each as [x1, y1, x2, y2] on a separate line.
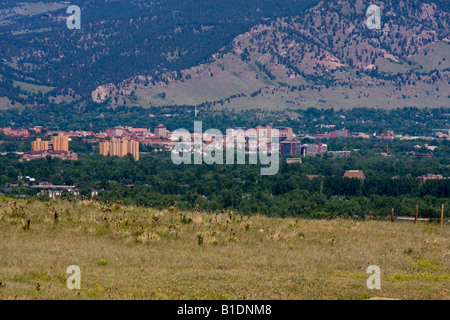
[0, 198, 448, 300]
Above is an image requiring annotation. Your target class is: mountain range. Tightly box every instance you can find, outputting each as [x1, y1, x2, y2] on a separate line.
[92, 0, 450, 110]
[0, 0, 448, 110]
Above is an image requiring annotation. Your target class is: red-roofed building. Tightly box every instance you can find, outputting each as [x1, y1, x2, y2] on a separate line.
[130, 128, 150, 134]
[343, 170, 365, 180]
[314, 129, 348, 139]
[139, 138, 176, 149]
[32, 126, 44, 134]
[417, 174, 443, 183]
[0, 127, 30, 139]
[154, 125, 168, 138]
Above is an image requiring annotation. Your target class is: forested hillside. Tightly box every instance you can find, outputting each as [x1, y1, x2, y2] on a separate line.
[91, 0, 450, 109]
[0, 0, 321, 107]
[1, 0, 448, 109]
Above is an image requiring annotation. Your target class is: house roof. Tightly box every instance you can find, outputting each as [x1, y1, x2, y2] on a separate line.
[343, 170, 365, 179]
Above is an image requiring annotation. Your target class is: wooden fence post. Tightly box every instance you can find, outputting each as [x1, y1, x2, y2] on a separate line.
[441, 204, 444, 227]
[391, 208, 394, 223]
[415, 205, 418, 225]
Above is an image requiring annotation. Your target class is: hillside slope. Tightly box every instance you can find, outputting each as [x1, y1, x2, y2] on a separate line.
[0, 0, 322, 107]
[92, 0, 450, 109]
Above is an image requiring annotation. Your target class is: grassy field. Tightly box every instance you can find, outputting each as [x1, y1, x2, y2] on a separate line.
[13, 80, 55, 95]
[0, 199, 449, 300]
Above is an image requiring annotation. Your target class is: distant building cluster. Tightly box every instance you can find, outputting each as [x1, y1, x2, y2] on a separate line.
[96, 125, 175, 151]
[1, 178, 101, 200]
[253, 125, 294, 142]
[31, 182, 80, 199]
[0, 127, 30, 138]
[314, 129, 348, 139]
[280, 141, 327, 156]
[2, 123, 448, 165]
[21, 134, 77, 161]
[99, 137, 140, 161]
[137, 124, 295, 153]
[32, 134, 69, 152]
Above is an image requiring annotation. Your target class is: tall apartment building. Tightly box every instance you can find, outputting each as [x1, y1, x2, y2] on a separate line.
[281, 141, 302, 155]
[24, 134, 76, 162]
[279, 127, 294, 141]
[31, 138, 49, 152]
[99, 137, 139, 161]
[51, 134, 69, 151]
[31, 134, 68, 151]
[255, 125, 293, 143]
[300, 141, 328, 156]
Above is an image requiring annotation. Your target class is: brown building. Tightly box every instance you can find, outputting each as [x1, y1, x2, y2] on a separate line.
[417, 174, 443, 183]
[286, 158, 302, 164]
[99, 137, 139, 161]
[279, 127, 294, 141]
[51, 134, 69, 151]
[154, 125, 168, 139]
[20, 150, 78, 162]
[31, 182, 79, 199]
[343, 170, 366, 180]
[31, 134, 68, 152]
[31, 138, 49, 152]
[25, 134, 75, 161]
[255, 125, 294, 142]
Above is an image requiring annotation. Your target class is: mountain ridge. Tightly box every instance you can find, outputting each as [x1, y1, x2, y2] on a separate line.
[0, 0, 323, 107]
[91, 0, 449, 110]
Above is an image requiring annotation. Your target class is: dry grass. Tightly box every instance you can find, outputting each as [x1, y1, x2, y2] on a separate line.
[0, 199, 449, 300]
